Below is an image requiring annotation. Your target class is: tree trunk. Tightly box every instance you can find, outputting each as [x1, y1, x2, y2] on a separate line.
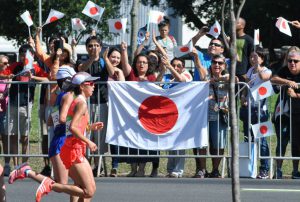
[129, 0, 139, 63]
[222, 0, 246, 201]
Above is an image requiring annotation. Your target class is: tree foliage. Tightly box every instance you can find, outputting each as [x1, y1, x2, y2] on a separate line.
[0, 0, 121, 45]
[145, 0, 300, 56]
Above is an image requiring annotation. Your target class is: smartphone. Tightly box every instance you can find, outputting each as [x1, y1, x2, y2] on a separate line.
[54, 39, 63, 52]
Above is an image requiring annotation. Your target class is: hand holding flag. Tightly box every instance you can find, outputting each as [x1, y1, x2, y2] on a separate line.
[43, 9, 64, 26]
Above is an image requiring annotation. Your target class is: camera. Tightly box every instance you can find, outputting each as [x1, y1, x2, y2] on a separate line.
[54, 39, 64, 52]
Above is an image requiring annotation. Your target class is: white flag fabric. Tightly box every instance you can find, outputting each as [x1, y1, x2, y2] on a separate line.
[44, 9, 64, 25]
[251, 80, 274, 102]
[82, 1, 105, 21]
[24, 50, 34, 71]
[148, 10, 164, 24]
[173, 41, 193, 58]
[20, 10, 33, 27]
[254, 29, 260, 46]
[208, 21, 221, 39]
[252, 121, 274, 138]
[108, 18, 127, 33]
[106, 82, 209, 150]
[71, 18, 86, 31]
[275, 17, 292, 37]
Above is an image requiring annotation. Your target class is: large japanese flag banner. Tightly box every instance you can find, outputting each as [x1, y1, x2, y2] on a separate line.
[106, 82, 209, 150]
[108, 18, 127, 34]
[250, 80, 274, 102]
[82, 1, 105, 21]
[275, 17, 292, 37]
[44, 9, 64, 26]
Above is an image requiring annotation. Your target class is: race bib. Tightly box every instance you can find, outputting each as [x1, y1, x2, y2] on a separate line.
[51, 106, 60, 128]
[65, 116, 72, 136]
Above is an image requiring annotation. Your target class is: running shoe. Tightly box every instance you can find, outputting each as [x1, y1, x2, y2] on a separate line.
[8, 162, 32, 184]
[292, 171, 300, 179]
[35, 177, 54, 202]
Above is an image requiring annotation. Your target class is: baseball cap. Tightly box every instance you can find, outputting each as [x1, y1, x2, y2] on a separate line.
[56, 65, 76, 79]
[71, 72, 99, 85]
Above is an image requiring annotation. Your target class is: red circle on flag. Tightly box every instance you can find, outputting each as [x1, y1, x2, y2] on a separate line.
[138, 96, 178, 135]
[50, 17, 58, 23]
[282, 21, 286, 29]
[258, 86, 267, 96]
[114, 21, 123, 30]
[260, 125, 268, 135]
[76, 19, 81, 24]
[180, 47, 189, 52]
[214, 27, 219, 33]
[24, 58, 29, 66]
[90, 7, 98, 15]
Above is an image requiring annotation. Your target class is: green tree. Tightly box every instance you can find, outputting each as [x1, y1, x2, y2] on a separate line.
[0, 0, 121, 45]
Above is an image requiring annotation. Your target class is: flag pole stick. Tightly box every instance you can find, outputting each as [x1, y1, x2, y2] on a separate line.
[28, 26, 31, 38]
[146, 12, 150, 32]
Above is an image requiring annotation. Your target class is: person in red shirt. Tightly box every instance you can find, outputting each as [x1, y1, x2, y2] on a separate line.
[0, 44, 48, 167]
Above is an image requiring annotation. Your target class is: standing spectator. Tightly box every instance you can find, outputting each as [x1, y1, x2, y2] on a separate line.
[149, 16, 177, 61]
[271, 49, 300, 179]
[193, 52, 230, 178]
[0, 44, 49, 167]
[77, 35, 109, 177]
[103, 47, 125, 177]
[121, 41, 156, 177]
[157, 56, 192, 178]
[240, 47, 272, 179]
[236, 17, 254, 82]
[0, 55, 10, 176]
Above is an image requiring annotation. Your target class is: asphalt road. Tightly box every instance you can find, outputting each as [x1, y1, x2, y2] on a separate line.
[5, 177, 300, 202]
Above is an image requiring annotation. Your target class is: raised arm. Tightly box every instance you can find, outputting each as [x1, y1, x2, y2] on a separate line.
[35, 27, 50, 62]
[120, 41, 132, 77]
[190, 48, 207, 80]
[161, 56, 186, 82]
[192, 26, 208, 46]
[152, 31, 167, 56]
[103, 47, 116, 77]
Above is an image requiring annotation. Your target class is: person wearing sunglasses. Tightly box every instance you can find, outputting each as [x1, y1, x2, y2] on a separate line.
[77, 35, 109, 177]
[191, 52, 230, 178]
[191, 26, 229, 82]
[239, 47, 272, 179]
[271, 49, 300, 179]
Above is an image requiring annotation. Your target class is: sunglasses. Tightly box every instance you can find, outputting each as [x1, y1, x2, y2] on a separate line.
[288, 59, 300, 64]
[209, 43, 223, 48]
[88, 44, 100, 48]
[212, 60, 225, 65]
[83, 81, 95, 86]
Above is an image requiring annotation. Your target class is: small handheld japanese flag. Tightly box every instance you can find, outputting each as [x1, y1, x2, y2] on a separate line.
[148, 10, 164, 24]
[44, 9, 64, 26]
[137, 24, 147, 45]
[208, 21, 221, 39]
[24, 50, 34, 71]
[71, 18, 86, 31]
[275, 17, 292, 37]
[174, 41, 193, 58]
[254, 29, 260, 46]
[108, 18, 127, 34]
[251, 80, 274, 102]
[20, 10, 33, 27]
[82, 1, 105, 21]
[252, 121, 274, 138]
